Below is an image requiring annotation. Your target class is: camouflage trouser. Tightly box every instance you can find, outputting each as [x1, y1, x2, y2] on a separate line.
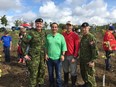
[26, 52, 45, 87]
[80, 62, 97, 87]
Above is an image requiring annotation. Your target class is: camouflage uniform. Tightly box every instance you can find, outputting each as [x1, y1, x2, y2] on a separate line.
[21, 29, 46, 87]
[79, 33, 98, 87]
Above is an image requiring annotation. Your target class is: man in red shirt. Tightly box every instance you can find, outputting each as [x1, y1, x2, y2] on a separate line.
[62, 22, 80, 87]
[103, 26, 116, 71]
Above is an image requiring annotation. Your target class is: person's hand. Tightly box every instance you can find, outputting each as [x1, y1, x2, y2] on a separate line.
[24, 55, 31, 61]
[45, 54, 49, 61]
[10, 47, 12, 51]
[90, 41, 94, 45]
[71, 58, 75, 63]
[60, 55, 65, 61]
[88, 61, 95, 67]
[20, 35, 23, 38]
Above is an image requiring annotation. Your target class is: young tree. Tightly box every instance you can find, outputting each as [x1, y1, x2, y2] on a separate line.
[0, 15, 8, 26]
[30, 21, 34, 28]
[14, 20, 22, 27]
[44, 22, 48, 29]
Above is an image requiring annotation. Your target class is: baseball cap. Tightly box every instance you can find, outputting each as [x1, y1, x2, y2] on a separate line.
[81, 22, 89, 27]
[35, 18, 43, 23]
[66, 21, 72, 26]
[109, 26, 115, 30]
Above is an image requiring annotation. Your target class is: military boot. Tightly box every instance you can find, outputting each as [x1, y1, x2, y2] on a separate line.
[71, 76, 77, 87]
[36, 84, 45, 87]
[64, 72, 69, 87]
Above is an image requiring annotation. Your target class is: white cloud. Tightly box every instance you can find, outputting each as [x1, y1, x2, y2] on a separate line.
[1, 0, 116, 27]
[0, 0, 22, 10]
[5, 11, 37, 27]
[0, 11, 7, 16]
[35, 0, 51, 2]
[5, 11, 37, 28]
[38, 0, 116, 25]
[65, 0, 85, 6]
[110, 9, 116, 19]
[39, 1, 59, 18]
[20, 11, 37, 22]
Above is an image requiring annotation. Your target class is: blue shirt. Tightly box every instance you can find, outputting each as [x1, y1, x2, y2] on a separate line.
[1, 35, 12, 47]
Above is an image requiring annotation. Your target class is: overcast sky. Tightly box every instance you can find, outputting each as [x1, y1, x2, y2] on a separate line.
[0, 0, 116, 26]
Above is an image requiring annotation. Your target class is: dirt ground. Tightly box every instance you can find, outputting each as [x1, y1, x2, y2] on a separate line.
[0, 31, 116, 87]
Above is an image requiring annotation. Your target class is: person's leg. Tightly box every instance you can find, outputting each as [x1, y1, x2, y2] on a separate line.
[47, 58, 55, 87]
[27, 60, 39, 87]
[4, 47, 10, 62]
[6, 47, 10, 62]
[37, 53, 46, 87]
[105, 51, 112, 70]
[18, 54, 23, 63]
[86, 66, 97, 87]
[54, 59, 62, 87]
[80, 63, 97, 87]
[4, 47, 7, 62]
[80, 63, 88, 87]
[69, 56, 77, 87]
[62, 56, 69, 87]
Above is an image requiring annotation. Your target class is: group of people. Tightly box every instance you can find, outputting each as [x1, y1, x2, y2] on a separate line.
[0, 18, 116, 87]
[20, 18, 98, 87]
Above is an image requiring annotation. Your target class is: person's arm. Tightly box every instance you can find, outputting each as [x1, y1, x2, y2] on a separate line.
[87, 35, 98, 67]
[61, 35, 67, 61]
[90, 35, 98, 62]
[10, 41, 12, 50]
[21, 34, 32, 60]
[9, 36, 12, 50]
[73, 34, 80, 58]
[0, 36, 3, 43]
[45, 35, 49, 61]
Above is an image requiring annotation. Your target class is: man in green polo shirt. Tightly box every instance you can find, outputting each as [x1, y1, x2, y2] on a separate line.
[45, 22, 67, 87]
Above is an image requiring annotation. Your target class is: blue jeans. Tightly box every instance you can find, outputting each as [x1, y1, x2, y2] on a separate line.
[47, 58, 62, 87]
[4, 46, 10, 62]
[105, 51, 113, 70]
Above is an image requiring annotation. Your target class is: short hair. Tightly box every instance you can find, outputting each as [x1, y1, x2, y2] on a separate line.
[50, 22, 59, 27]
[4, 31, 9, 34]
[20, 28, 26, 32]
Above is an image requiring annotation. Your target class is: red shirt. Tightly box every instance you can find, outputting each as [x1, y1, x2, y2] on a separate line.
[103, 31, 116, 51]
[62, 32, 80, 57]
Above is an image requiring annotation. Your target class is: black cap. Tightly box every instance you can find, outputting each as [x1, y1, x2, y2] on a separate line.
[35, 18, 43, 23]
[81, 22, 89, 27]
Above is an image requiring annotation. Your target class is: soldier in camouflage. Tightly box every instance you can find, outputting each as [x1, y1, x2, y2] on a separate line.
[21, 18, 46, 87]
[79, 22, 98, 87]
